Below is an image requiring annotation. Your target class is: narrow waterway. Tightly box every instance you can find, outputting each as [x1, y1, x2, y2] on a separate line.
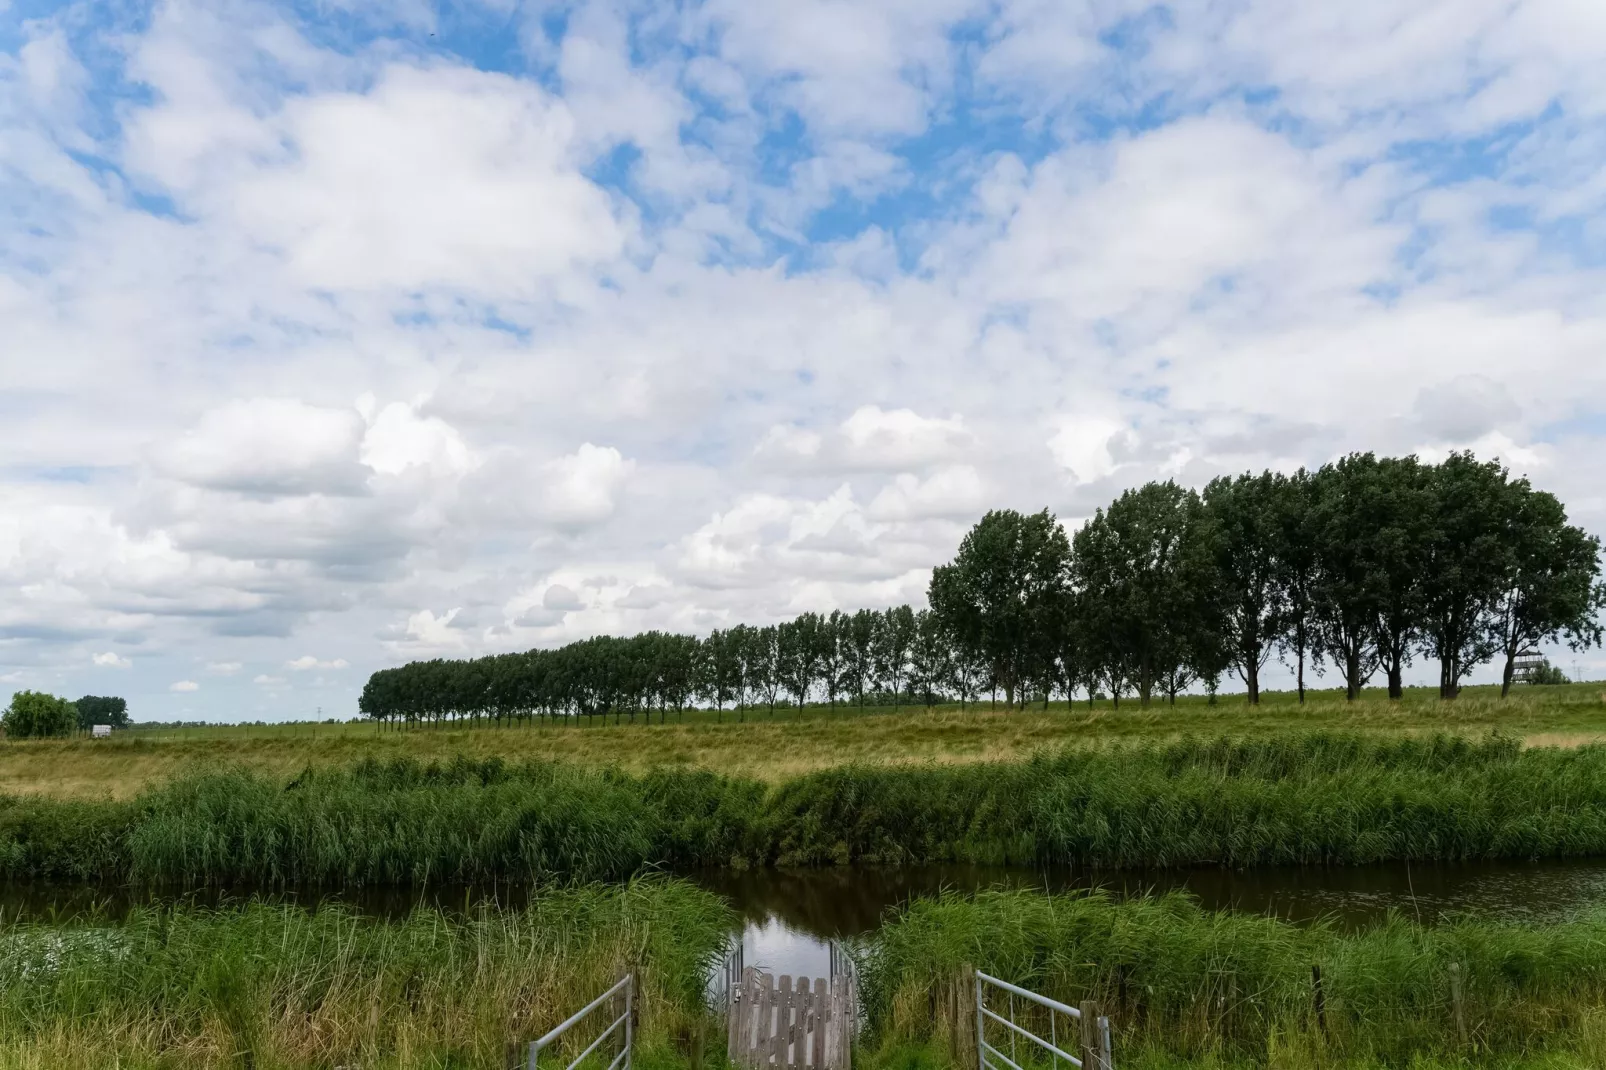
[5, 859, 1606, 984]
[686, 859, 1606, 980]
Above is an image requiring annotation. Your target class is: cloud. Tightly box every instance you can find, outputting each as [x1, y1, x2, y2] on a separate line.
[92, 651, 132, 668]
[286, 655, 349, 671]
[169, 680, 199, 692]
[756, 407, 975, 473]
[539, 445, 634, 527]
[155, 399, 368, 497]
[252, 674, 286, 686]
[2, 0, 1604, 713]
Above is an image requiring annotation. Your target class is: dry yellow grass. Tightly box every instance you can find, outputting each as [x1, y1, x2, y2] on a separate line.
[5, 682, 1602, 800]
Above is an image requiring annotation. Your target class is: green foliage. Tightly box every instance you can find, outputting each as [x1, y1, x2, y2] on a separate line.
[6, 735, 1606, 883]
[929, 508, 1071, 707]
[0, 878, 732, 1068]
[2, 690, 79, 739]
[74, 694, 130, 729]
[860, 888, 1606, 1063]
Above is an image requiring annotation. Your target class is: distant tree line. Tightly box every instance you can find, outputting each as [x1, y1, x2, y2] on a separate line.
[359, 451, 1604, 724]
[2, 693, 129, 738]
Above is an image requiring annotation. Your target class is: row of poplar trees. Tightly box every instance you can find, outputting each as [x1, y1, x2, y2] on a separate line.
[359, 451, 1603, 723]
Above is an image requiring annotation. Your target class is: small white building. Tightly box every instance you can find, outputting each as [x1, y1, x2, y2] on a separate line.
[92, 724, 111, 738]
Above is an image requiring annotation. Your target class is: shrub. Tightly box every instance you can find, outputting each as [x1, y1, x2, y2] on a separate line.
[2, 690, 79, 739]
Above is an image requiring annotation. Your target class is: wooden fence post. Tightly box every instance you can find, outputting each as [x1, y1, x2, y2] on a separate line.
[1311, 964, 1327, 1037]
[1449, 963, 1468, 1047]
[1079, 1001, 1104, 1070]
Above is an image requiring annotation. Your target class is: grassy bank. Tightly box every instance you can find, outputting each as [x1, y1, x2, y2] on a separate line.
[858, 889, 1606, 1067]
[0, 878, 731, 1070]
[7, 734, 1606, 884]
[4, 683, 1605, 801]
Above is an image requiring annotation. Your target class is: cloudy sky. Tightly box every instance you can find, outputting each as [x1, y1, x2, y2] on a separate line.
[3, 0, 1605, 719]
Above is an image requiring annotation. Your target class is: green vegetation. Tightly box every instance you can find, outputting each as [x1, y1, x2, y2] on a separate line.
[7, 684, 1605, 801]
[75, 694, 131, 730]
[0, 878, 731, 1069]
[358, 454, 1603, 730]
[2, 689, 80, 738]
[858, 888, 1606, 1067]
[7, 734, 1606, 884]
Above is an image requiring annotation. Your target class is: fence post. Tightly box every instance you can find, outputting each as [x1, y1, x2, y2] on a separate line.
[1449, 963, 1468, 1048]
[625, 973, 635, 1070]
[1079, 1001, 1104, 1070]
[974, 969, 984, 1070]
[1311, 965, 1327, 1037]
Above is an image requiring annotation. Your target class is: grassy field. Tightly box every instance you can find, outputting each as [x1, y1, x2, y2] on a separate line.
[5, 682, 1604, 800]
[8, 734, 1606, 883]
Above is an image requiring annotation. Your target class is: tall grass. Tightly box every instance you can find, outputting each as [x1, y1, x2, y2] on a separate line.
[857, 888, 1606, 1066]
[5, 735, 1606, 884]
[0, 877, 733, 1069]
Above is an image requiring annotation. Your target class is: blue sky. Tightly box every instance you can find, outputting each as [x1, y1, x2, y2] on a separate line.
[3, 0, 1606, 719]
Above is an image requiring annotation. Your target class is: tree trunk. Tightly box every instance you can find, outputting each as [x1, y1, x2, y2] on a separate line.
[1501, 651, 1516, 698]
[1387, 663, 1403, 701]
[1246, 660, 1260, 706]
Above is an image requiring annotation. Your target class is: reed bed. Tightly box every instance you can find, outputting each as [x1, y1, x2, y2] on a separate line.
[857, 888, 1606, 1067]
[4, 735, 1606, 884]
[0, 878, 733, 1069]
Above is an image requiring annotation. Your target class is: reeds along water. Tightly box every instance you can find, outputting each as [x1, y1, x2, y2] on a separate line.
[5, 735, 1606, 884]
[857, 889, 1606, 1066]
[0, 878, 734, 1069]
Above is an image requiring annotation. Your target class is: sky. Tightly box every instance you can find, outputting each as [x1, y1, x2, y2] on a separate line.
[3, 0, 1606, 721]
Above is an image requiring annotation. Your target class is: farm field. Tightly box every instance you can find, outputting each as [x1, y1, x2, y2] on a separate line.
[3, 682, 1603, 800]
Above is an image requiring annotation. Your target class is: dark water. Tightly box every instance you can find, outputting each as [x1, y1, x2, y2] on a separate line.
[687, 860, 1606, 980]
[6, 860, 1606, 982]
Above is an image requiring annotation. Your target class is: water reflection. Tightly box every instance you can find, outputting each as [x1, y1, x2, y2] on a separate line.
[5, 859, 1606, 983]
[684, 859, 1606, 981]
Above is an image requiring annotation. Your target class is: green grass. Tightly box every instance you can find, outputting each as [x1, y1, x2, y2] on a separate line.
[5, 683, 1605, 801]
[7, 734, 1606, 884]
[0, 877, 733, 1070]
[856, 888, 1606, 1067]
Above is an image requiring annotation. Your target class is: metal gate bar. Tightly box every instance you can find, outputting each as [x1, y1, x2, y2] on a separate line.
[527, 974, 633, 1070]
[975, 971, 1111, 1070]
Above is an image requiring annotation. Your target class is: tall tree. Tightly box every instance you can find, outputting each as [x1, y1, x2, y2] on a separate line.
[819, 610, 848, 713]
[906, 608, 950, 709]
[74, 695, 129, 730]
[1274, 468, 1323, 702]
[843, 608, 880, 712]
[1418, 452, 1517, 698]
[1310, 458, 1381, 700]
[1071, 483, 1216, 707]
[777, 613, 823, 712]
[929, 509, 1072, 709]
[1202, 471, 1289, 704]
[1491, 485, 1605, 697]
[875, 605, 917, 709]
[1366, 456, 1435, 700]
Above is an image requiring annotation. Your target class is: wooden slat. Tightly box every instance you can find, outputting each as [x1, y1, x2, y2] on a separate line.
[771, 976, 792, 1069]
[792, 977, 810, 1070]
[812, 977, 827, 1069]
[757, 973, 775, 1066]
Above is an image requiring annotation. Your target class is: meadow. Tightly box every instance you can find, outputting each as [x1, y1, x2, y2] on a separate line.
[4, 682, 1604, 801]
[6, 733, 1606, 884]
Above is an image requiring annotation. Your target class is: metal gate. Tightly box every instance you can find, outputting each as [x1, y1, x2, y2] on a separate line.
[975, 971, 1111, 1070]
[522, 974, 634, 1070]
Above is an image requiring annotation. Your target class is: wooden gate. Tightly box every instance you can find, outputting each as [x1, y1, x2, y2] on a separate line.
[727, 967, 855, 1070]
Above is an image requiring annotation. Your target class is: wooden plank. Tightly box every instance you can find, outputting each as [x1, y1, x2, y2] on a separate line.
[812, 978, 827, 1069]
[740, 968, 761, 1067]
[770, 976, 792, 1069]
[757, 973, 776, 1067]
[793, 977, 811, 1070]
